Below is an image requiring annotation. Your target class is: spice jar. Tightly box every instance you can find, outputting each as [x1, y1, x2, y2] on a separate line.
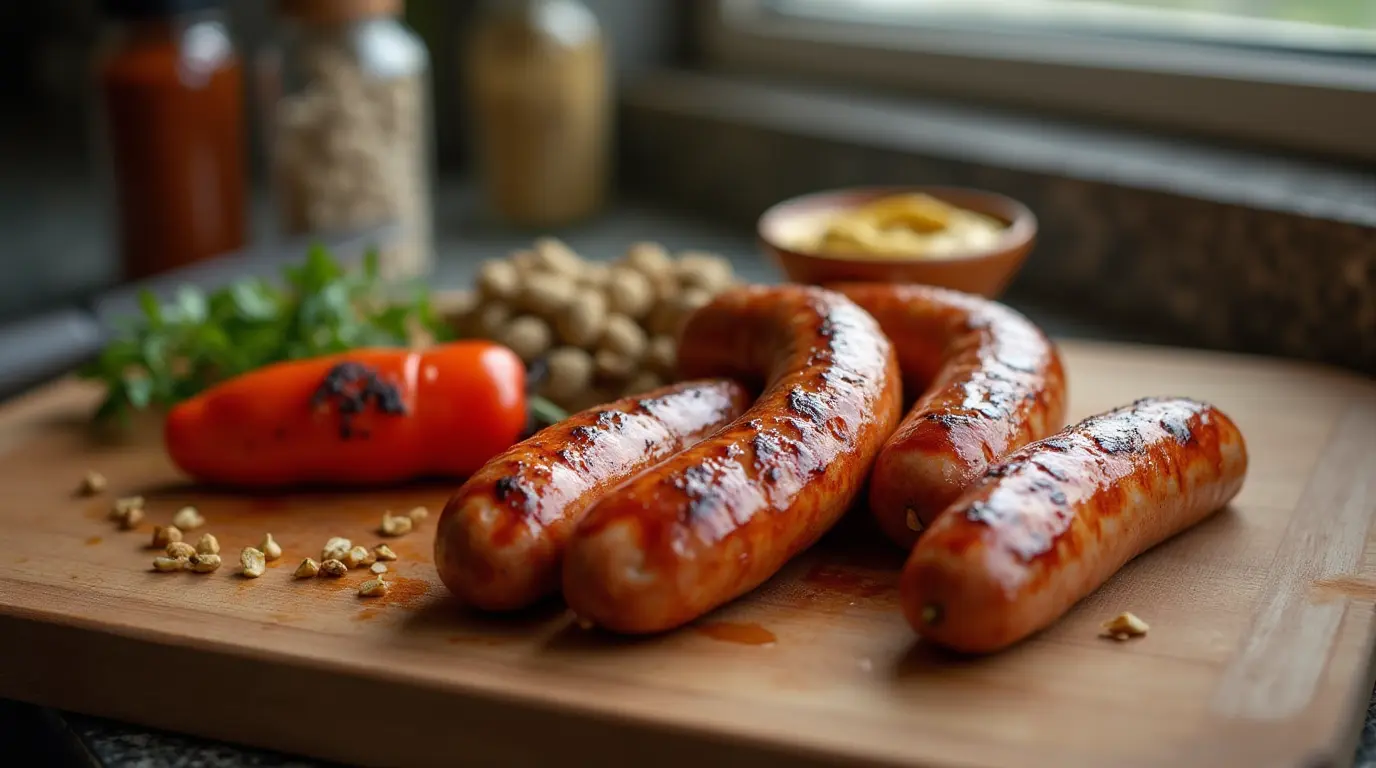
[465, 0, 611, 228]
[94, 0, 247, 281]
[263, 0, 436, 280]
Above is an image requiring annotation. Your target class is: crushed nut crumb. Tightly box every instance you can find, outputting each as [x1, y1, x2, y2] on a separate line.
[165, 541, 196, 559]
[319, 559, 348, 577]
[380, 511, 413, 537]
[343, 545, 374, 569]
[80, 471, 107, 496]
[372, 544, 397, 561]
[152, 556, 187, 573]
[905, 508, 922, 532]
[407, 506, 429, 522]
[172, 506, 205, 530]
[1100, 611, 1149, 641]
[110, 495, 144, 520]
[241, 547, 266, 579]
[294, 558, 321, 579]
[321, 537, 352, 562]
[358, 577, 389, 597]
[187, 553, 222, 573]
[118, 506, 144, 530]
[195, 533, 220, 555]
[369, 562, 387, 575]
[260, 533, 282, 561]
[151, 525, 182, 548]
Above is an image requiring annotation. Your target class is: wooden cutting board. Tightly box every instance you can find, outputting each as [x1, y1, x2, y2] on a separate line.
[1, 339, 1375, 768]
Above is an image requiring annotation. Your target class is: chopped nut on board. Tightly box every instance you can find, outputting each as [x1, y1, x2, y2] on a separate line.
[80, 471, 107, 496]
[260, 533, 282, 561]
[152, 556, 187, 573]
[165, 541, 196, 559]
[320, 559, 348, 578]
[188, 553, 222, 573]
[321, 537, 352, 562]
[151, 525, 182, 548]
[241, 547, 266, 579]
[195, 533, 220, 555]
[294, 558, 321, 579]
[172, 506, 205, 531]
[380, 511, 413, 537]
[358, 578, 389, 597]
[372, 544, 397, 562]
[1100, 612, 1149, 641]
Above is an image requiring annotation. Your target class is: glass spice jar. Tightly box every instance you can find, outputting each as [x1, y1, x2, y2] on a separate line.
[262, 0, 436, 280]
[465, 0, 611, 228]
[93, 0, 248, 281]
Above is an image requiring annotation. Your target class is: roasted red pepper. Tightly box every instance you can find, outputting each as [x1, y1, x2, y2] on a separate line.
[164, 342, 528, 488]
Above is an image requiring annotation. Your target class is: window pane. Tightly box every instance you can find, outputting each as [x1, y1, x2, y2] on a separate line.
[764, 0, 1376, 54]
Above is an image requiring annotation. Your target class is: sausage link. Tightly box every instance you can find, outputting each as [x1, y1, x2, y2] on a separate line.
[562, 285, 903, 633]
[830, 283, 1067, 548]
[435, 379, 751, 611]
[901, 396, 1248, 654]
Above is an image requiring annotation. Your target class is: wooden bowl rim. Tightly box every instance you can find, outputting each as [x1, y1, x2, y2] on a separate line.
[757, 185, 1038, 266]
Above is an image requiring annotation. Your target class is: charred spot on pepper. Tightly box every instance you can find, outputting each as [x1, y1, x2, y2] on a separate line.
[311, 361, 407, 440]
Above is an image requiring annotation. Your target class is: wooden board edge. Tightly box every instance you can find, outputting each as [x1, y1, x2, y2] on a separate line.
[0, 611, 917, 768]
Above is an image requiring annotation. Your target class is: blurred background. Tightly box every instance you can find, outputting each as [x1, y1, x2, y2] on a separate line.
[0, 0, 1372, 383]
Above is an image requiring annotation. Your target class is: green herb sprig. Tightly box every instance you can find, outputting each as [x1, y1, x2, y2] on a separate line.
[79, 245, 453, 422]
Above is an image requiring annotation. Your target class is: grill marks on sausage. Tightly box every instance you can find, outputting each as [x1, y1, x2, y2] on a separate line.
[787, 386, 828, 423]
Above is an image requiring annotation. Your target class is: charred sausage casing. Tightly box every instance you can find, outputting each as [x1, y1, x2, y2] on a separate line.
[562, 285, 903, 633]
[902, 396, 1248, 654]
[831, 283, 1067, 549]
[435, 379, 751, 611]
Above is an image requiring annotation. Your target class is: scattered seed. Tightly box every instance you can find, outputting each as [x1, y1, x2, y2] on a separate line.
[260, 533, 282, 561]
[407, 506, 429, 522]
[240, 547, 267, 579]
[369, 562, 387, 575]
[319, 559, 348, 577]
[172, 506, 205, 530]
[118, 506, 145, 530]
[293, 558, 320, 579]
[372, 544, 397, 562]
[80, 471, 107, 496]
[380, 511, 413, 537]
[165, 541, 197, 559]
[195, 533, 220, 555]
[321, 537, 352, 562]
[110, 496, 144, 520]
[151, 525, 182, 548]
[152, 556, 187, 573]
[358, 578, 389, 597]
[343, 545, 374, 569]
[187, 553, 222, 573]
[1100, 611, 1149, 641]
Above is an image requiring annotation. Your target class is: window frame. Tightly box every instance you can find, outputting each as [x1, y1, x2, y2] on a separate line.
[694, 0, 1376, 162]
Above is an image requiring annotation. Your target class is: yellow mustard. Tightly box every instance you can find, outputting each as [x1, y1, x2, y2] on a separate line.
[807, 193, 1007, 259]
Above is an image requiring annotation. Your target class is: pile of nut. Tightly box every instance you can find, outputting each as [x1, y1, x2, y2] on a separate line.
[452, 238, 738, 413]
[88, 472, 423, 599]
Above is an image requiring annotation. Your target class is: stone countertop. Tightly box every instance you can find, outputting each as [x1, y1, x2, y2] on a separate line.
[1, 181, 1373, 767]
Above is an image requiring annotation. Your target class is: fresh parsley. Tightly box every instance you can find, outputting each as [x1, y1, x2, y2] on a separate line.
[79, 245, 453, 422]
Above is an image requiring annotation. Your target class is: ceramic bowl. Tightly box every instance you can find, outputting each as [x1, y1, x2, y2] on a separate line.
[758, 185, 1038, 298]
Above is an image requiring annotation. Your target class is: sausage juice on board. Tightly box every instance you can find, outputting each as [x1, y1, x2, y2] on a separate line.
[831, 283, 1067, 549]
[562, 285, 903, 633]
[902, 397, 1248, 654]
[435, 380, 751, 611]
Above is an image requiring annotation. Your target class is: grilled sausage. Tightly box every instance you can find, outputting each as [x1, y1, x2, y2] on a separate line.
[562, 285, 903, 633]
[830, 283, 1067, 548]
[902, 396, 1248, 654]
[435, 379, 751, 611]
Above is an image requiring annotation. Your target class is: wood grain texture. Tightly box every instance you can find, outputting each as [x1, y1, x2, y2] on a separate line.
[0, 339, 1374, 768]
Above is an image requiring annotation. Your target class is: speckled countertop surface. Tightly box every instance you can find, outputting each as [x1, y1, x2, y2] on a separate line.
[1, 181, 1373, 767]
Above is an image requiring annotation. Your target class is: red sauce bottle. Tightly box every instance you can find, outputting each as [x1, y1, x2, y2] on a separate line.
[94, 0, 247, 281]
